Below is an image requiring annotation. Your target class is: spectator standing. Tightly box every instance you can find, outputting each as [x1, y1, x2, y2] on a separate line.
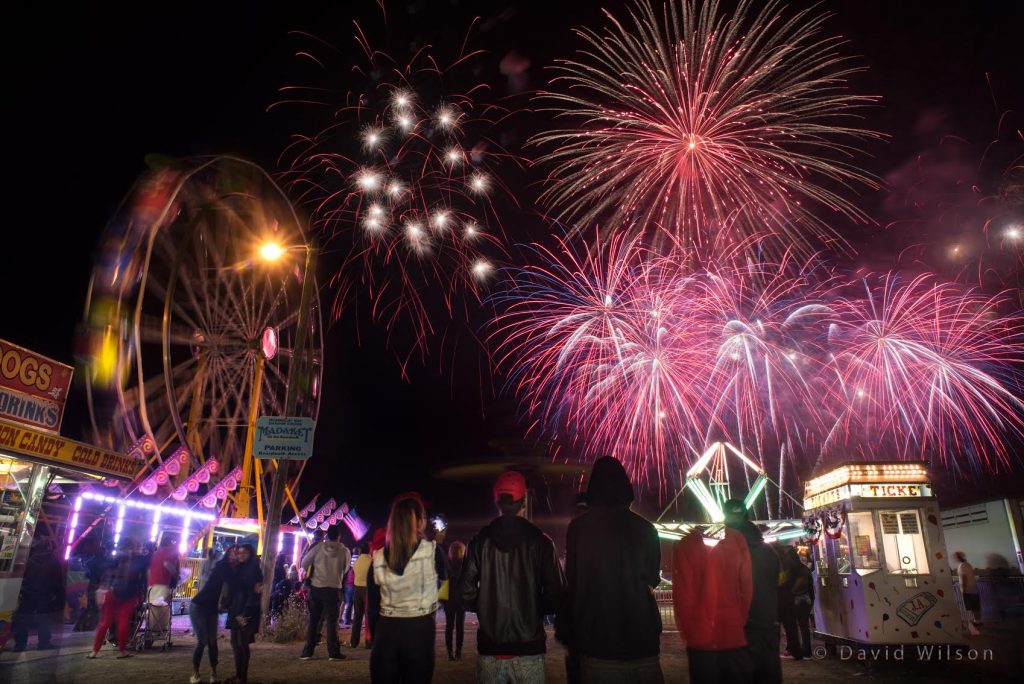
[369, 494, 447, 684]
[955, 551, 981, 634]
[560, 457, 662, 684]
[226, 543, 263, 684]
[463, 470, 565, 684]
[299, 525, 351, 661]
[189, 545, 236, 684]
[342, 565, 356, 627]
[723, 500, 781, 684]
[365, 529, 387, 649]
[11, 537, 66, 651]
[350, 543, 372, 648]
[789, 547, 814, 660]
[442, 541, 467, 661]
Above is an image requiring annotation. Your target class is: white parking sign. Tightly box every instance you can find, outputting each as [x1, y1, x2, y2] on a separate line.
[254, 416, 315, 460]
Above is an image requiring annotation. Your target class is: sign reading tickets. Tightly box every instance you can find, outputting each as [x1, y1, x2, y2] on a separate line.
[853, 483, 932, 499]
[0, 339, 74, 432]
[0, 418, 137, 479]
[253, 416, 315, 461]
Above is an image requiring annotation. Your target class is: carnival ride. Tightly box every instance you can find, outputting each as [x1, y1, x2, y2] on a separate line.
[78, 156, 323, 543]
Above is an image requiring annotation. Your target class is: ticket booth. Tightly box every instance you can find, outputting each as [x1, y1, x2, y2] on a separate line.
[803, 462, 963, 646]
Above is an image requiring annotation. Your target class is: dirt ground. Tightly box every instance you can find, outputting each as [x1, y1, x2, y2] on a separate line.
[1, 614, 1018, 683]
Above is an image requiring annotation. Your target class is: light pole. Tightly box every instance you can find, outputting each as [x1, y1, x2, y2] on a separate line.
[256, 237, 317, 621]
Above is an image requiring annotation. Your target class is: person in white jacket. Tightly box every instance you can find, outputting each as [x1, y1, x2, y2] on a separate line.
[300, 526, 351, 661]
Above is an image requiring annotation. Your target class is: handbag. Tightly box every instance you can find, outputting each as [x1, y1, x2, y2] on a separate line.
[438, 579, 450, 602]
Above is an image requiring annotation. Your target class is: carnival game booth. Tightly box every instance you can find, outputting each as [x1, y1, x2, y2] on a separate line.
[803, 462, 963, 647]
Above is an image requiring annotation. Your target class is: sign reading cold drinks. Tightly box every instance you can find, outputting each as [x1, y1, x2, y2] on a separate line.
[0, 338, 74, 432]
[253, 416, 315, 461]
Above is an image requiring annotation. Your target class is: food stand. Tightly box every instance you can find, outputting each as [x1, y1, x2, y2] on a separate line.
[803, 462, 963, 646]
[0, 418, 138, 643]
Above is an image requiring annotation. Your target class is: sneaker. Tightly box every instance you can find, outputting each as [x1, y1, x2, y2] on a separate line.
[299, 654, 313, 661]
[190, 674, 202, 684]
[209, 672, 218, 683]
[329, 654, 346, 661]
[781, 651, 796, 660]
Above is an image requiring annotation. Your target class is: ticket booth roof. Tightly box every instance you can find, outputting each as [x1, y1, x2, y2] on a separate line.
[804, 462, 929, 498]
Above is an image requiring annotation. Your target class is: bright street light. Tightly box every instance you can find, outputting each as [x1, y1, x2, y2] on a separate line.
[258, 241, 286, 262]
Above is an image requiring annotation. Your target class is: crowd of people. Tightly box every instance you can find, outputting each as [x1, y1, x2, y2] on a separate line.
[7, 456, 843, 683]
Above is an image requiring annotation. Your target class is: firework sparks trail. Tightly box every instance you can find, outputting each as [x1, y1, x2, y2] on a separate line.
[275, 23, 516, 363]
[694, 254, 841, 471]
[489, 235, 708, 486]
[825, 274, 1024, 475]
[491, 240, 1024, 487]
[534, 0, 881, 257]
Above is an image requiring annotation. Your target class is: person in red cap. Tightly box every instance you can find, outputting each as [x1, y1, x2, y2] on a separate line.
[460, 470, 565, 683]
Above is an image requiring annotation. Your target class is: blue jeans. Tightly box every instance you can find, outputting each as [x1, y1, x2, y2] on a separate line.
[477, 654, 545, 684]
[189, 602, 219, 670]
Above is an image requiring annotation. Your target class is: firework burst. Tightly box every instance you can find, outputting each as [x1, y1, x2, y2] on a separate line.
[534, 0, 881, 256]
[825, 274, 1024, 475]
[492, 239, 1024, 488]
[489, 236, 709, 486]
[276, 25, 515, 361]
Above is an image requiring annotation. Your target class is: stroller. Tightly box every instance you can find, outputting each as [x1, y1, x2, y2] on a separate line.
[126, 590, 174, 652]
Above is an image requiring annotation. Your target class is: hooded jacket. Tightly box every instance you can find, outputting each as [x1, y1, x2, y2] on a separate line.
[301, 541, 352, 590]
[559, 457, 662, 660]
[731, 520, 780, 630]
[460, 514, 564, 656]
[673, 528, 752, 650]
[672, 530, 713, 648]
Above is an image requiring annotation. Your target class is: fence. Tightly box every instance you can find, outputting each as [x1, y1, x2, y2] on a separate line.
[172, 556, 204, 601]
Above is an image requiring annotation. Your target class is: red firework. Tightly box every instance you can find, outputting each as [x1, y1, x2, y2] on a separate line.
[534, 0, 881, 257]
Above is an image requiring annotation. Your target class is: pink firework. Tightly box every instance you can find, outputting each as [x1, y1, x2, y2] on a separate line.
[534, 0, 881, 256]
[691, 253, 841, 500]
[276, 25, 512, 362]
[492, 240, 1024, 486]
[490, 236, 709, 487]
[825, 274, 1024, 474]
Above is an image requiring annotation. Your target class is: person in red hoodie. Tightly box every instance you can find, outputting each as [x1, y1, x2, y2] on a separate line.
[673, 520, 753, 683]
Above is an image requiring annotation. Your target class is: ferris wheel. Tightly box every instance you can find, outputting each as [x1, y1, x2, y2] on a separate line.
[81, 156, 322, 515]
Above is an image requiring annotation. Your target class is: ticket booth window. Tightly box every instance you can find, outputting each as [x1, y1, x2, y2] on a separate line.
[829, 523, 853, 575]
[879, 510, 930, 575]
[848, 511, 881, 573]
[813, 536, 828, 576]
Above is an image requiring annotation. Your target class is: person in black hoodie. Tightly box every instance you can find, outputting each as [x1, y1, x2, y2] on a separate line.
[723, 499, 781, 684]
[557, 456, 663, 684]
[460, 470, 565, 683]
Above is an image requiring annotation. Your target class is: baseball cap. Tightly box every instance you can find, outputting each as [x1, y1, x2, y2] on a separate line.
[494, 470, 527, 502]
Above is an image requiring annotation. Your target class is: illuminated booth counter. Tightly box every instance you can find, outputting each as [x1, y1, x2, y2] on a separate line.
[803, 462, 963, 646]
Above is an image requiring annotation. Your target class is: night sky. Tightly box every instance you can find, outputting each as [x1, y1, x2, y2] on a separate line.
[6, 0, 1023, 543]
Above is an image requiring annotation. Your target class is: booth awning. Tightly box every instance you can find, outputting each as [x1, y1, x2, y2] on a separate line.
[0, 418, 137, 480]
